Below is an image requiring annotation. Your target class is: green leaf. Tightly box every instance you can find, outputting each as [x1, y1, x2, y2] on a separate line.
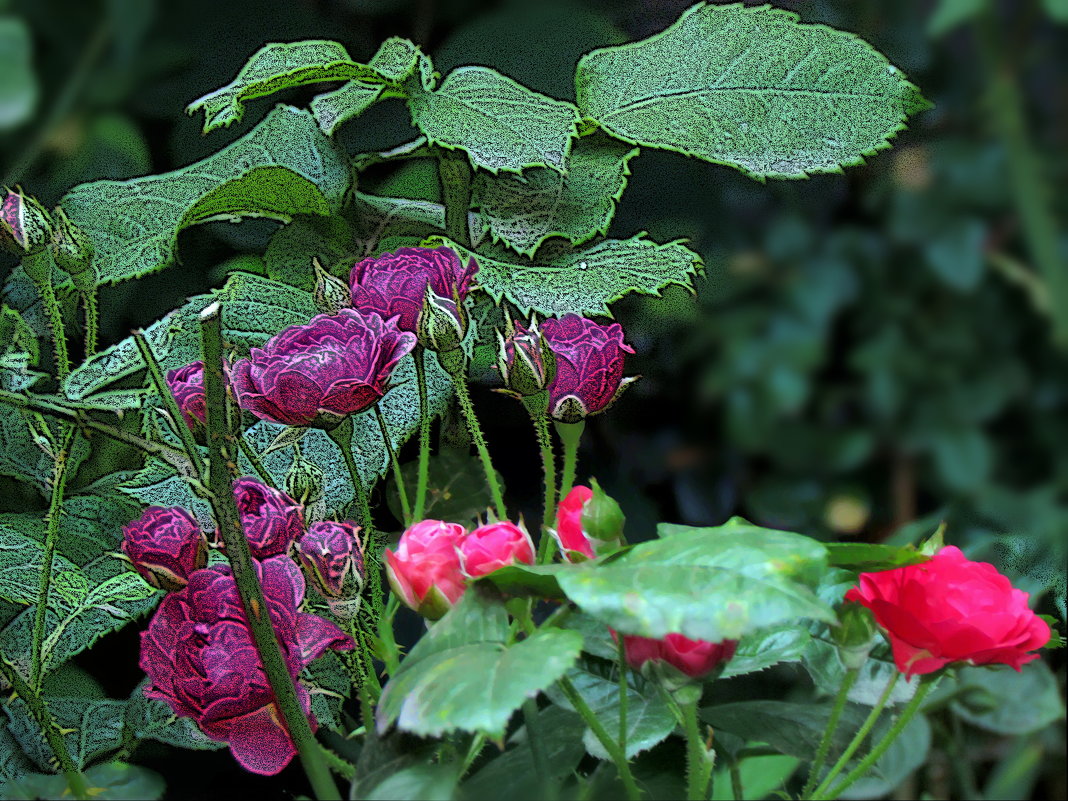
[126, 679, 225, 751]
[60, 105, 349, 285]
[377, 590, 582, 738]
[472, 135, 639, 257]
[2, 696, 127, 771]
[823, 543, 929, 570]
[949, 663, 1065, 735]
[924, 217, 985, 291]
[475, 562, 568, 600]
[429, 234, 702, 317]
[407, 66, 580, 173]
[931, 427, 992, 492]
[187, 40, 378, 132]
[838, 714, 930, 799]
[576, 3, 929, 180]
[388, 449, 501, 527]
[710, 755, 799, 801]
[0, 518, 82, 609]
[555, 523, 833, 641]
[364, 764, 459, 801]
[720, 624, 811, 678]
[801, 637, 918, 707]
[1045, 0, 1068, 22]
[0, 17, 37, 131]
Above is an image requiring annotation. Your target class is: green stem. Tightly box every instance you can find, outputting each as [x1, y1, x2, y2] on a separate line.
[318, 744, 356, 781]
[524, 397, 557, 562]
[31, 424, 76, 691]
[377, 593, 402, 678]
[446, 357, 507, 519]
[327, 417, 373, 530]
[555, 420, 585, 501]
[820, 678, 936, 800]
[728, 757, 743, 801]
[522, 697, 555, 801]
[810, 672, 901, 800]
[801, 666, 860, 798]
[24, 252, 70, 381]
[374, 404, 410, 526]
[557, 675, 641, 801]
[199, 303, 339, 801]
[437, 148, 473, 247]
[0, 656, 90, 800]
[616, 630, 629, 762]
[82, 288, 99, 359]
[681, 699, 713, 801]
[237, 436, 276, 488]
[460, 732, 488, 777]
[412, 347, 431, 521]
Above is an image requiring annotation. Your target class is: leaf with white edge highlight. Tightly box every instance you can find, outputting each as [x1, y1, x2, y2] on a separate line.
[473, 135, 639, 256]
[408, 66, 580, 173]
[576, 2, 930, 180]
[60, 106, 349, 285]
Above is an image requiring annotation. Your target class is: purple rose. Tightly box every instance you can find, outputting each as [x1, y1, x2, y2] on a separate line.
[121, 506, 207, 591]
[165, 361, 206, 429]
[231, 310, 415, 429]
[232, 478, 304, 559]
[541, 314, 636, 423]
[349, 246, 477, 335]
[295, 521, 365, 599]
[139, 556, 354, 775]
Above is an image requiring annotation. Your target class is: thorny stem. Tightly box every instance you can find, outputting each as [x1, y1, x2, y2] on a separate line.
[616, 630, 629, 767]
[801, 666, 860, 798]
[374, 404, 411, 526]
[524, 396, 558, 562]
[24, 252, 70, 381]
[681, 699, 713, 801]
[82, 288, 99, 359]
[412, 347, 432, 521]
[446, 357, 507, 519]
[237, 436, 276, 488]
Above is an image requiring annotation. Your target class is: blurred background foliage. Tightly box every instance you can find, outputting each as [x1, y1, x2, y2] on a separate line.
[0, 0, 1064, 798]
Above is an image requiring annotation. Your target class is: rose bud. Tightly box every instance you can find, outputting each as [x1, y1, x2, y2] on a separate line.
[613, 630, 738, 684]
[284, 450, 325, 507]
[295, 521, 365, 599]
[497, 317, 557, 397]
[165, 361, 207, 431]
[385, 519, 468, 620]
[541, 314, 637, 423]
[845, 545, 1051, 677]
[139, 556, 353, 775]
[232, 478, 305, 559]
[0, 187, 52, 257]
[458, 521, 535, 579]
[231, 310, 416, 430]
[49, 206, 94, 281]
[313, 259, 350, 315]
[349, 245, 477, 335]
[551, 481, 625, 563]
[417, 281, 468, 354]
[121, 506, 208, 591]
[832, 601, 880, 670]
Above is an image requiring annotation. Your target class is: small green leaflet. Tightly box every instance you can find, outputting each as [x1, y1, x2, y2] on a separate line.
[408, 66, 581, 174]
[577, 2, 930, 180]
[60, 106, 349, 285]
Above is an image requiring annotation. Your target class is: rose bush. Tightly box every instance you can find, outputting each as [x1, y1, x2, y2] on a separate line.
[385, 519, 468, 619]
[121, 506, 207, 591]
[541, 314, 636, 423]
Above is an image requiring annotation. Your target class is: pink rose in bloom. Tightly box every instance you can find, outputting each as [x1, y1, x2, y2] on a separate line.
[614, 631, 738, 679]
[385, 520, 468, 620]
[349, 246, 477, 335]
[295, 521, 364, 599]
[845, 545, 1051, 677]
[541, 314, 636, 423]
[232, 478, 304, 559]
[165, 361, 206, 429]
[231, 310, 415, 429]
[552, 486, 596, 561]
[459, 521, 536, 579]
[139, 557, 353, 775]
[121, 506, 207, 591]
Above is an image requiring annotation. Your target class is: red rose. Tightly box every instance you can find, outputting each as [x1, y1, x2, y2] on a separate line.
[612, 630, 737, 680]
[845, 545, 1050, 677]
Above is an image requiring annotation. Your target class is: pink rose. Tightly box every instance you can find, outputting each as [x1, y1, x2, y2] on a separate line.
[459, 521, 535, 579]
[845, 545, 1051, 677]
[165, 361, 207, 430]
[552, 486, 596, 561]
[614, 631, 738, 680]
[385, 520, 468, 620]
[121, 506, 207, 591]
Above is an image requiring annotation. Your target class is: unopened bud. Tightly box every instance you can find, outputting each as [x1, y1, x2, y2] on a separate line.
[50, 206, 94, 277]
[285, 452, 325, 507]
[833, 602, 879, 669]
[313, 259, 350, 315]
[497, 317, 557, 397]
[582, 478, 625, 543]
[0, 187, 52, 257]
[295, 521, 365, 599]
[417, 283, 467, 353]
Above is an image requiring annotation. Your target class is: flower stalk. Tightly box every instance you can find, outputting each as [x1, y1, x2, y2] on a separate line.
[555, 419, 585, 501]
[374, 404, 411, 525]
[801, 666, 860, 798]
[412, 347, 432, 520]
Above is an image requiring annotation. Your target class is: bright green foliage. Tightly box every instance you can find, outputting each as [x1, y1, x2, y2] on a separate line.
[802, 637, 918, 707]
[60, 106, 349, 285]
[408, 66, 581, 173]
[311, 81, 383, 137]
[576, 3, 929, 180]
[556, 523, 834, 641]
[377, 590, 583, 738]
[720, 624, 811, 678]
[430, 234, 702, 317]
[125, 680, 223, 751]
[473, 135, 639, 256]
[0, 518, 82, 608]
[0, 17, 36, 131]
[264, 216, 359, 291]
[4, 696, 126, 770]
[823, 542, 929, 569]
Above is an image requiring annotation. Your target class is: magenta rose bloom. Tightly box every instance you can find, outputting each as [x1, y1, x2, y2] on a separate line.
[458, 521, 535, 579]
[165, 361, 207, 429]
[295, 521, 365, 599]
[614, 631, 738, 680]
[385, 520, 468, 620]
[232, 478, 304, 559]
[121, 506, 207, 591]
[139, 556, 353, 775]
[541, 314, 636, 423]
[231, 310, 416, 429]
[845, 545, 1051, 677]
[349, 246, 477, 338]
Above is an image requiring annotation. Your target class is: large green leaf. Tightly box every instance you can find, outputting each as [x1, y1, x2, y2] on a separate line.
[576, 3, 929, 180]
[0, 17, 37, 131]
[948, 663, 1064, 735]
[472, 135, 639, 257]
[0, 518, 82, 609]
[60, 106, 349, 284]
[407, 66, 580, 173]
[823, 542, 929, 570]
[556, 523, 834, 641]
[125, 679, 224, 751]
[3, 696, 127, 771]
[428, 234, 702, 317]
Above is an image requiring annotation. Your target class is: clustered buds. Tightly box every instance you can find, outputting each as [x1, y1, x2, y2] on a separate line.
[232, 478, 305, 559]
[165, 361, 207, 430]
[541, 314, 636, 423]
[49, 206, 94, 279]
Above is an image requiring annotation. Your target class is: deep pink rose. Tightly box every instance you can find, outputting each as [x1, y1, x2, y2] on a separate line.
[139, 556, 353, 775]
[459, 521, 535, 579]
[231, 310, 415, 429]
[232, 478, 304, 559]
[541, 314, 635, 423]
[551, 486, 596, 561]
[121, 506, 207, 591]
[165, 361, 206, 429]
[385, 520, 468, 620]
[845, 545, 1051, 677]
[349, 246, 477, 335]
[614, 631, 738, 680]
[295, 521, 364, 599]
